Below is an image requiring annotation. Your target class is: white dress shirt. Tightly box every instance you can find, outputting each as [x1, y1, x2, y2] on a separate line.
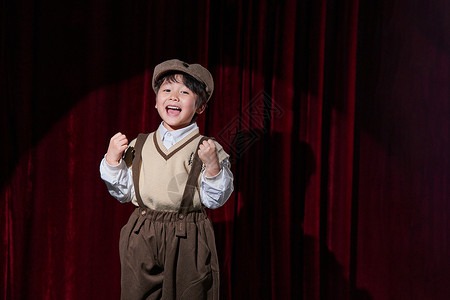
[100, 122, 234, 209]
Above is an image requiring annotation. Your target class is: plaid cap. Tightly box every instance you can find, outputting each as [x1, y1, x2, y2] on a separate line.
[152, 59, 214, 102]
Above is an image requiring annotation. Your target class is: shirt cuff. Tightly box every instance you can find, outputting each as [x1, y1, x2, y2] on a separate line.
[202, 168, 224, 184]
[103, 154, 125, 169]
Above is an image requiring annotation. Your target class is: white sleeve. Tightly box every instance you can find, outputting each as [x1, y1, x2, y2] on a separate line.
[200, 158, 234, 209]
[99, 155, 134, 203]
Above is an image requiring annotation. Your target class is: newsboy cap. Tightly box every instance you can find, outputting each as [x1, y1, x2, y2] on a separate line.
[152, 59, 214, 102]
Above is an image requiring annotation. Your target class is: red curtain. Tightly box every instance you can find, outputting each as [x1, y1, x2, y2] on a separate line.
[1, 0, 449, 299]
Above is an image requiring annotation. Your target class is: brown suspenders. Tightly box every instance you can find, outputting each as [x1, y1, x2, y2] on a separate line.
[131, 133, 149, 210]
[130, 133, 209, 238]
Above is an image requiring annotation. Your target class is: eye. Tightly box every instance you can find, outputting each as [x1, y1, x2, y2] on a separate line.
[162, 89, 171, 92]
[180, 90, 189, 95]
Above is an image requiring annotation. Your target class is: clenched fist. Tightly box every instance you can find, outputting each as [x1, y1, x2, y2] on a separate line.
[106, 132, 129, 166]
[198, 139, 221, 177]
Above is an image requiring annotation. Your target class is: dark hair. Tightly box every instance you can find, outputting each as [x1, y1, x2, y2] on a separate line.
[154, 72, 208, 110]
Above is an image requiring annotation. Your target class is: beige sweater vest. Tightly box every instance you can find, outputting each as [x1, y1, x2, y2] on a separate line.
[128, 127, 229, 212]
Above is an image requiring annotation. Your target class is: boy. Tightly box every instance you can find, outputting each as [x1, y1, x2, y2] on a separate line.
[100, 59, 234, 299]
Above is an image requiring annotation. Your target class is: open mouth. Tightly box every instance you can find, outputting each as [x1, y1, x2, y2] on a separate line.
[166, 105, 182, 116]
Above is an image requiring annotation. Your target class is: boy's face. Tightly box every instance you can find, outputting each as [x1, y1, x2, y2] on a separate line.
[155, 74, 205, 131]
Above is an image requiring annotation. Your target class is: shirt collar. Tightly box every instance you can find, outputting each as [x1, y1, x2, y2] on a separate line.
[158, 122, 198, 145]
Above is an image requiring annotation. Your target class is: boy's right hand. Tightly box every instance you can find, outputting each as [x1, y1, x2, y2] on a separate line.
[106, 132, 129, 166]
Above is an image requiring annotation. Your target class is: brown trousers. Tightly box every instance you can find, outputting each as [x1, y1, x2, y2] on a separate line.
[119, 207, 220, 300]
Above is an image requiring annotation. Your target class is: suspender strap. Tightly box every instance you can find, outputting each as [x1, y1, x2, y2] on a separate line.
[131, 133, 150, 210]
[176, 136, 209, 238]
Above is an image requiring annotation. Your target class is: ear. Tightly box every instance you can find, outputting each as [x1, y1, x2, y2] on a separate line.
[196, 104, 206, 114]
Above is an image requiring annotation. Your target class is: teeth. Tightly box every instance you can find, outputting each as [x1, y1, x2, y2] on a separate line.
[167, 106, 181, 111]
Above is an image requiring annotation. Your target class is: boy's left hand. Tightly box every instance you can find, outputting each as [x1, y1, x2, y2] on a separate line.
[198, 139, 221, 177]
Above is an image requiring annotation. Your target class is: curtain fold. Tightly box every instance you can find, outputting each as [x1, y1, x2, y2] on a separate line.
[1, 0, 449, 299]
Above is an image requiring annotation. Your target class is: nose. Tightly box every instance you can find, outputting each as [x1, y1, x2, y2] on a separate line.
[169, 93, 179, 102]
